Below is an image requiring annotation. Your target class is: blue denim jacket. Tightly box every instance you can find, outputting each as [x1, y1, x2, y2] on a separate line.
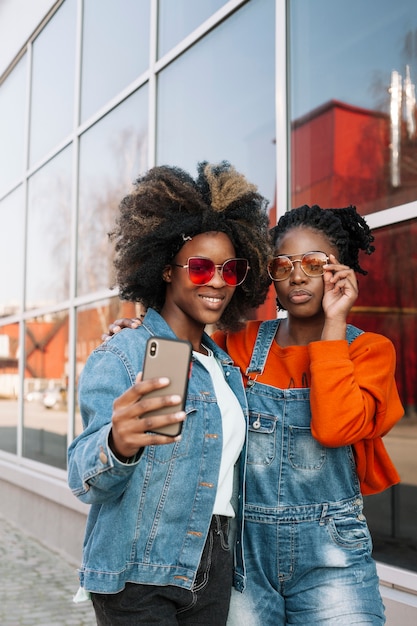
[67, 308, 248, 594]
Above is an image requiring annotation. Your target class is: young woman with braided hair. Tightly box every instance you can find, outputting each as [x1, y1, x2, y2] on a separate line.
[105, 203, 403, 624]
[68, 161, 272, 625]
[213, 204, 403, 625]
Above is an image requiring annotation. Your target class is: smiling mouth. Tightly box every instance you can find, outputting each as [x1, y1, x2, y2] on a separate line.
[200, 295, 224, 304]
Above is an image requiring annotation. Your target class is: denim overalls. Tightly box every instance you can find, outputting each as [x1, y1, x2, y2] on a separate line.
[228, 320, 385, 625]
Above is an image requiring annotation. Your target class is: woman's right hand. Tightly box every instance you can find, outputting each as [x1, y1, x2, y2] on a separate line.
[109, 372, 185, 461]
[321, 254, 359, 341]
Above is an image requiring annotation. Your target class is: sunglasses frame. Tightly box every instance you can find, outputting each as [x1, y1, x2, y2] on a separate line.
[268, 251, 329, 282]
[173, 256, 250, 286]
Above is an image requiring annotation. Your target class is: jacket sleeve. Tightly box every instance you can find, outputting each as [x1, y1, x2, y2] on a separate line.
[67, 348, 140, 504]
[308, 333, 404, 494]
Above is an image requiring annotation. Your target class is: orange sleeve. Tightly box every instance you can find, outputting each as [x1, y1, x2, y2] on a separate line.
[308, 333, 404, 494]
[308, 333, 403, 446]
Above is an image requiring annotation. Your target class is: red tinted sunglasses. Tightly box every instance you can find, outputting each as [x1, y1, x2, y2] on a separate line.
[173, 257, 250, 286]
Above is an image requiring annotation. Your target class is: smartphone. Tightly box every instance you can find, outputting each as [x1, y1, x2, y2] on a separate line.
[141, 336, 192, 436]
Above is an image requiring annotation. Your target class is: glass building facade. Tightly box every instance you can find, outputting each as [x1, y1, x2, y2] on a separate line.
[0, 0, 416, 616]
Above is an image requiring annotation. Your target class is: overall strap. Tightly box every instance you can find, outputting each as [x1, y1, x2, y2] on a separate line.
[246, 319, 280, 376]
[246, 321, 363, 378]
[346, 323, 364, 345]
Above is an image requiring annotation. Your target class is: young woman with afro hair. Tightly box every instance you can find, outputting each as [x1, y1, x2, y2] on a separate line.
[68, 161, 272, 625]
[214, 204, 403, 625]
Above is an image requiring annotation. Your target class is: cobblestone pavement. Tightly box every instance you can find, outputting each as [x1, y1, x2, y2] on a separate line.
[0, 515, 96, 626]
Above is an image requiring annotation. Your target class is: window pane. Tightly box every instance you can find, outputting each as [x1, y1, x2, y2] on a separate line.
[348, 219, 417, 571]
[290, 0, 417, 213]
[0, 55, 26, 197]
[157, 0, 276, 203]
[29, 0, 76, 166]
[77, 88, 148, 296]
[23, 312, 69, 468]
[81, 0, 150, 123]
[75, 299, 142, 436]
[0, 187, 24, 316]
[26, 148, 72, 310]
[0, 323, 19, 455]
[158, 0, 227, 58]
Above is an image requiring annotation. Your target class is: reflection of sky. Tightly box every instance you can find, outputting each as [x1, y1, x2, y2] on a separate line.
[0, 56, 26, 198]
[77, 89, 148, 296]
[158, 0, 226, 57]
[291, 0, 417, 120]
[26, 148, 72, 309]
[81, 0, 150, 123]
[157, 0, 276, 205]
[78, 88, 148, 196]
[80, 85, 148, 185]
[0, 187, 24, 313]
[29, 0, 76, 167]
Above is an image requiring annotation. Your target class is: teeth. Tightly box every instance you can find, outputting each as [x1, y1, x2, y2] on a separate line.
[202, 296, 221, 303]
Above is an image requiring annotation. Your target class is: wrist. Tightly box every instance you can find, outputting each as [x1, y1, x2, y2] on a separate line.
[109, 431, 135, 463]
[321, 319, 347, 341]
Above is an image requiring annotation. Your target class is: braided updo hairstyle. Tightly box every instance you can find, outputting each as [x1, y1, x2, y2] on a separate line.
[110, 161, 272, 331]
[270, 204, 375, 275]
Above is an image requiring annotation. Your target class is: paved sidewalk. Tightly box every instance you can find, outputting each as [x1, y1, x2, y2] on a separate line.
[0, 515, 96, 626]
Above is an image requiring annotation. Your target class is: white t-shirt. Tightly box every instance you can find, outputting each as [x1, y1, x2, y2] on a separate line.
[193, 347, 246, 517]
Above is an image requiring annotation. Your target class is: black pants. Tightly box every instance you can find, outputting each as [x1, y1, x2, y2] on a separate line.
[91, 515, 232, 625]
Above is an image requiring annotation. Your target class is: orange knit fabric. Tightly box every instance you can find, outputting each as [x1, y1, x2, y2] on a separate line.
[213, 320, 404, 495]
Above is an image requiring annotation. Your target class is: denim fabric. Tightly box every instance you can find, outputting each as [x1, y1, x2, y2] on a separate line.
[67, 308, 248, 595]
[91, 516, 232, 625]
[230, 320, 385, 625]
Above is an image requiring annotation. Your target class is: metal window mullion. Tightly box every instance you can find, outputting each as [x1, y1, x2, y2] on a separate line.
[275, 0, 289, 219]
[66, 0, 84, 444]
[17, 36, 35, 458]
[147, 0, 158, 168]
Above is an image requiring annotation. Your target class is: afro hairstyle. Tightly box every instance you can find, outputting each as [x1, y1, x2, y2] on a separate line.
[110, 161, 272, 331]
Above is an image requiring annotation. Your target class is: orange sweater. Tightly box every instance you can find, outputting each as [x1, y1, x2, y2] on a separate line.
[213, 320, 404, 495]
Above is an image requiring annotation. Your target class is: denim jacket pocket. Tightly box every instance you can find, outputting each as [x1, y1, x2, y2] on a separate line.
[288, 425, 326, 470]
[247, 413, 277, 466]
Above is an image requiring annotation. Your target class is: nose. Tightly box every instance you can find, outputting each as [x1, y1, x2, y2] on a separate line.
[289, 259, 306, 283]
[209, 265, 228, 286]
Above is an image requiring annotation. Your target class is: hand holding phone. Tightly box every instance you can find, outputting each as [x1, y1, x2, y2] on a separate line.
[141, 337, 192, 436]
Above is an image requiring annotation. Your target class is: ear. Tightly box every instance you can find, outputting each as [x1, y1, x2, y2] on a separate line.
[162, 265, 172, 283]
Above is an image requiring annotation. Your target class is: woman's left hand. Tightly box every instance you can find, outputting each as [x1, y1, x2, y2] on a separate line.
[101, 317, 144, 342]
